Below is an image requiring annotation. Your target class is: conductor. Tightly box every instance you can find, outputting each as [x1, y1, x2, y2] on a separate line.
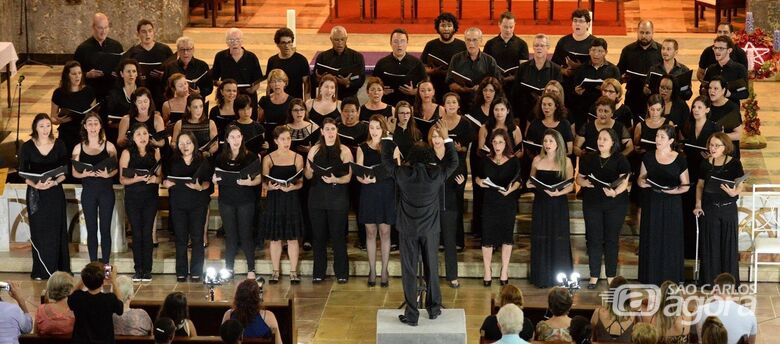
[381, 123, 458, 326]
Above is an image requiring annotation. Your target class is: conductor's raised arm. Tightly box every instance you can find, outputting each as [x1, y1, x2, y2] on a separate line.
[380, 137, 398, 178]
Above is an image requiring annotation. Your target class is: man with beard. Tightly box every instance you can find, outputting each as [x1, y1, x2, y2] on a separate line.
[163, 36, 213, 99]
[123, 19, 174, 108]
[511, 34, 561, 131]
[644, 38, 692, 101]
[446, 27, 501, 112]
[311, 26, 366, 100]
[484, 11, 529, 97]
[420, 12, 466, 103]
[702, 36, 748, 102]
[697, 22, 748, 82]
[74, 13, 124, 102]
[617, 20, 661, 118]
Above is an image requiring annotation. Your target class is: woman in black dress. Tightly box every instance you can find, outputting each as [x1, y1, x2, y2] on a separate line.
[102, 59, 138, 144]
[119, 122, 161, 281]
[262, 126, 305, 284]
[286, 99, 319, 251]
[527, 129, 574, 288]
[161, 73, 188, 125]
[441, 92, 474, 252]
[694, 132, 745, 285]
[707, 76, 743, 160]
[525, 93, 573, 157]
[477, 97, 523, 158]
[209, 79, 239, 140]
[51, 61, 97, 155]
[306, 75, 341, 126]
[681, 96, 722, 258]
[476, 128, 521, 287]
[231, 94, 266, 155]
[259, 69, 292, 140]
[359, 77, 394, 122]
[575, 96, 632, 157]
[117, 87, 166, 149]
[637, 124, 690, 285]
[658, 75, 690, 129]
[390, 101, 422, 159]
[357, 115, 396, 287]
[71, 113, 118, 264]
[172, 94, 219, 158]
[162, 132, 212, 282]
[469, 77, 503, 240]
[18, 113, 70, 280]
[413, 80, 444, 138]
[305, 118, 353, 283]
[576, 128, 630, 288]
[213, 125, 263, 280]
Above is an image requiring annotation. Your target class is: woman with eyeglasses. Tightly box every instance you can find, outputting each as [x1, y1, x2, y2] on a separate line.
[286, 98, 319, 251]
[636, 124, 689, 285]
[594, 78, 633, 131]
[707, 76, 742, 160]
[389, 101, 422, 159]
[575, 97, 632, 157]
[693, 132, 745, 285]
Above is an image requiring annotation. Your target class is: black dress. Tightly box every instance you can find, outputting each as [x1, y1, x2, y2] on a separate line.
[259, 95, 291, 137]
[525, 119, 574, 156]
[18, 139, 71, 279]
[529, 170, 573, 287]
[262, 155, 305, 241]
[52, 86, 97, 154]
[209, 106, 238, 141]
[709, 101, 742, 160]
[480, 157, 520, 247]
[357, 143, 396, 225]
[698, 157, 744, 285]
[102, 86, 132, 144]
[309, 105, 340, 127]
[579, 121, 630, 153]
[359, 104, 393, 122]
[638, 153, 687, 285]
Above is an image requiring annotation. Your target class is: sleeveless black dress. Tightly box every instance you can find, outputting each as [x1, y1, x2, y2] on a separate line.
[359, 104, 393, 122]
[357, 143, 396, 225]
[529, 170, 573, 287]
[480, 157, 521, 247]
[309, 106, 340, 127]
[262, 155, 304, 240]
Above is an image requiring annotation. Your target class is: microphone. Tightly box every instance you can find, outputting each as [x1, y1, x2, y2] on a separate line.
[17, 74, 25, 85]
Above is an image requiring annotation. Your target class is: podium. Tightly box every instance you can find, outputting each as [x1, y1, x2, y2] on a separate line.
[376, 309, 466, 344]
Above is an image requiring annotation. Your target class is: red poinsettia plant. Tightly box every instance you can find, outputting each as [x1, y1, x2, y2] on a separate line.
[742, 88, 761, 136]
[734, 28, 780, 80]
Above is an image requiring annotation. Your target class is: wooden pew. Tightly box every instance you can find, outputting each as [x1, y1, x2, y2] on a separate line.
[490, 295, 597, 324]
[20, 335, 272, 343]
[130, 297, 295, 344]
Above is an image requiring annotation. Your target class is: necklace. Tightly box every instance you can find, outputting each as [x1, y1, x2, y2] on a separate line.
[599, 155, 611, 169]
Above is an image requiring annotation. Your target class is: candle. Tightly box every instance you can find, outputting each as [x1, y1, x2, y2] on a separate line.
[774, 30, 780, 53]
[746, 12, 754, 34]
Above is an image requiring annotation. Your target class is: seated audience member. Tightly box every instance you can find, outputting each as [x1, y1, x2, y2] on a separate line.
[591, 276, 634, 341]
[153, 317, 176, 344]
[632, 323, 660, 344]
[494, 304, 529, 344]
[535, 287, 573, 342]
[221, 319, 245, 344]
[701, 316, 729, 344]
[158, 292, 197, 337]
[68, 262, 124, 343]
[222, 279, 282, 344]
[481, 284, 534, 342]
[570, 315, 593, 344]
[649, 281, 692, 343]
[36, 271, 75, 335]
[113, 275, 153, 336]
[0, 281, 32, 341]
[694, 273, 757, 344]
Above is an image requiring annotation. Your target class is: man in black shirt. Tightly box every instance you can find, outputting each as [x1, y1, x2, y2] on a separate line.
[697, 22, 748, 81]
[212, 28, 264, 118]
[311, 26, 366, 99]
[703, 36, 749, 102]
[420, 12, 466, 103]
[617, 20, 662, 118]
[374, 28, 427, 107]
[267, 27, 310, 99]
[446, 27, 501, 111]
[645, 38, 692, 101]
[484, 11, 529, 95]
[68, 262, 124, 344]
[163, 36, 214, 99]
[574, 38, 621, 130]
[123, 19, 174, 108]
[511, 34, 561, 130]
[74, 13, 124, 102]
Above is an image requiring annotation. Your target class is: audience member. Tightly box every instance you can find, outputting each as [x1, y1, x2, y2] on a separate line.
[36, 271, 75, 336]
[570, 315, 593, 344]
[158, 292, 197, 337]
[494, 304, 529, 344]
[153, 317, 176, 344]
[480, 284, 534, 342]
[632, 323, 660, 344]
[222, 279, 282, 344]
[0, 281, 32, 342]
[701, 316, 729, 344]
[68, 262, 124, 344]
[113, 275, 153, 336]
[220, 319, 245, 344]
[535, 287, 573, 342]
[694, 273, 757, 344]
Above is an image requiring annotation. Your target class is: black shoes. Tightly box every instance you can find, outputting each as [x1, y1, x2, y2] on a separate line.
[380, 280, 389, 288]
[142, 273, 152, 282]
[132, 273, 143, 282]
[500, 279, 509, 286]
[483, 279, 492, 287]
[398, 315, 418, 326]
[428, 310, 442, 320]
[176, 276, 187, 282]
[337, 278, 348, 284]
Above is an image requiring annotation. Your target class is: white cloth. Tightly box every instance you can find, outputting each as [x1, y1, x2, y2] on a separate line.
[694, 298, 757, 344]
[0, 43, 18, 76]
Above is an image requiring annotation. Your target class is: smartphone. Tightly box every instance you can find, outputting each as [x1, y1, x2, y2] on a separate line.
[0, 281, 10, 291]
[104, 264, 112, 279]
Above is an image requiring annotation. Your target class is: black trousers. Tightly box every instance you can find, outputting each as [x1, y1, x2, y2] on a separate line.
[171, 206, 208, 277]
[220, 201, 256, 272]
[583, 201, 627, 278]
[309, 207, 349, 279]
[400, 230, 442, 322]
[126, 195, 158, 274]
[82, 182, 115, 263]
[440, 209, 459, 281]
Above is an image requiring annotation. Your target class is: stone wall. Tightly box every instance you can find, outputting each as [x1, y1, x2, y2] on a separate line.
[0, 0, 187, 56]
[751, 0, 780, 32]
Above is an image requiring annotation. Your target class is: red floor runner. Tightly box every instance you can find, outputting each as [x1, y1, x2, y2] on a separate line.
[320, 0, 626, 36]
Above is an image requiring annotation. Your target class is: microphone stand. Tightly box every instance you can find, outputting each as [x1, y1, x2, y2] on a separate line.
[18, 0, 51, 67]
[14, 75, 24, 156]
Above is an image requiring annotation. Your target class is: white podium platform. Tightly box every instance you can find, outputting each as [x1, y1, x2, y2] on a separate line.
[376, 309, 466, 344]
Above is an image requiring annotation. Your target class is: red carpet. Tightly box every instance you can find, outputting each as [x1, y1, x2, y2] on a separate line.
[320, 0, 626, 35]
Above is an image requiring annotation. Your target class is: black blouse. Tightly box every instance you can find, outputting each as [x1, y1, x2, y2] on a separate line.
[18, 139, 68, 175]
[480, 157, 521, 200]
[699, 157, 745, 204]
[643, 153, 688, 190]
[216, 153, 259, 206]
[579, 152, 631, 204]
[359, 104, 393, 122]
[166, 156, 212, 209]
[579, 120, 630, 152]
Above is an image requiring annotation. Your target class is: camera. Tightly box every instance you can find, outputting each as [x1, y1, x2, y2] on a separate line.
[104, 264, 112, 279]
[0, 281, 10, 291]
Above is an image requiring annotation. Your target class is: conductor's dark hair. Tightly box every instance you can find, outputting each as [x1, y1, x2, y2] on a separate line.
[153, 317, 175, 344]
[220, 319, 244, 344]
[571, 8, 591, 22]
[406, 141, 436, 165]
[274, 27, 295, 44]
[80, 261, 105, 291]
[136, 19, 154, 32]
[434, 12, 459, 33]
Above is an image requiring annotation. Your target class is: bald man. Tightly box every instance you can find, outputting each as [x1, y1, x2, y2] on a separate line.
[617, 20, 662, 117]
[311, 26, 366, 99]
[74, 13, 125, 101]
[446, 27, 501, 111]
[212, 28, 264, 119]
